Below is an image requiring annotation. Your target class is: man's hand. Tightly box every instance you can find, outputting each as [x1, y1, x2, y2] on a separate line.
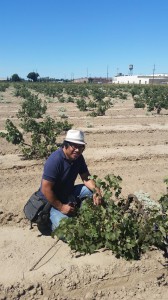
[80, 172, 103, 206]
[93, 192, 103, 206]
[59, 203, 76, 215]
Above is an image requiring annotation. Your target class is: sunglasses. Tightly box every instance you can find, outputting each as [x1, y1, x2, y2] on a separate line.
[68, 142, 85, 151]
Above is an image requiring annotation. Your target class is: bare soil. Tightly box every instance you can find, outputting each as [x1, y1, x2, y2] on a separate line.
[0, 87, 168, 300]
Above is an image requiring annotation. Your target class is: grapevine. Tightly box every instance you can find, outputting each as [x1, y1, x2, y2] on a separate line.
[0, 85, 73, 159]
[53, 174, 168, 260]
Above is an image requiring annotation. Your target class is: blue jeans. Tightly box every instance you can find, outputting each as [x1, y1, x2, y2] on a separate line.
[50, 184, 92, 231]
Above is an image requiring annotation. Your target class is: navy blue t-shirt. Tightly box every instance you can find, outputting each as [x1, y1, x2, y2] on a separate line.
[38, 147, 89, 203]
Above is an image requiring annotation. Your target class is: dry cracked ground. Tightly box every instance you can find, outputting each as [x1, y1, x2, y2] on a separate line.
[0, 86, 168, 300]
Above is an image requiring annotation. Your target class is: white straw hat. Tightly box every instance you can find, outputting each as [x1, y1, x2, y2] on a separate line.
[65, 129, 86, 145]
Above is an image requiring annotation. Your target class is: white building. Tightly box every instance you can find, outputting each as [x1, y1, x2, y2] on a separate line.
[113, 74, 168, 85]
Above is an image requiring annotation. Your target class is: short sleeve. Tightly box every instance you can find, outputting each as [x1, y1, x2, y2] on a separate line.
[42, 152, 62, 182]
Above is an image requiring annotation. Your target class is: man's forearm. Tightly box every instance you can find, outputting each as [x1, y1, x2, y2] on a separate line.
[84, 179, 101, 194]
[41, 179, 75, 215]
[41, 186, 62, 210]
[83, 178, 102, 206]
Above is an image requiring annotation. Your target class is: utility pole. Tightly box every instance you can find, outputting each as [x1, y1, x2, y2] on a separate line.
[107, 65, 109, 81]
[86, 68, 88, 78]
[152, 64, 155, 85]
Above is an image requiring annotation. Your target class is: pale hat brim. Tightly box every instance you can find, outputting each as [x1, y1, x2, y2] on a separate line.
[64, 138, 86, 145]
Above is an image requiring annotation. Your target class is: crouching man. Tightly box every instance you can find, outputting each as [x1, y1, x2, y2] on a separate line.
[37, 129, 102, 231]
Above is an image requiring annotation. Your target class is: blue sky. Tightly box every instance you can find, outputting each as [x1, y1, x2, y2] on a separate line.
[1, 0, 168, 79]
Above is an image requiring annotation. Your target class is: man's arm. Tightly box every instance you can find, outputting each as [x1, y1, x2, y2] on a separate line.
[80, 171, 102, 205]
[41, 179, 75, 215]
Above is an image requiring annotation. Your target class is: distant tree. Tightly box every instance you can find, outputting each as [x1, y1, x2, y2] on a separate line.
[11, 74, 21, 82]
[88, 77, 93, 83]
[27, 72, 39, 82]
